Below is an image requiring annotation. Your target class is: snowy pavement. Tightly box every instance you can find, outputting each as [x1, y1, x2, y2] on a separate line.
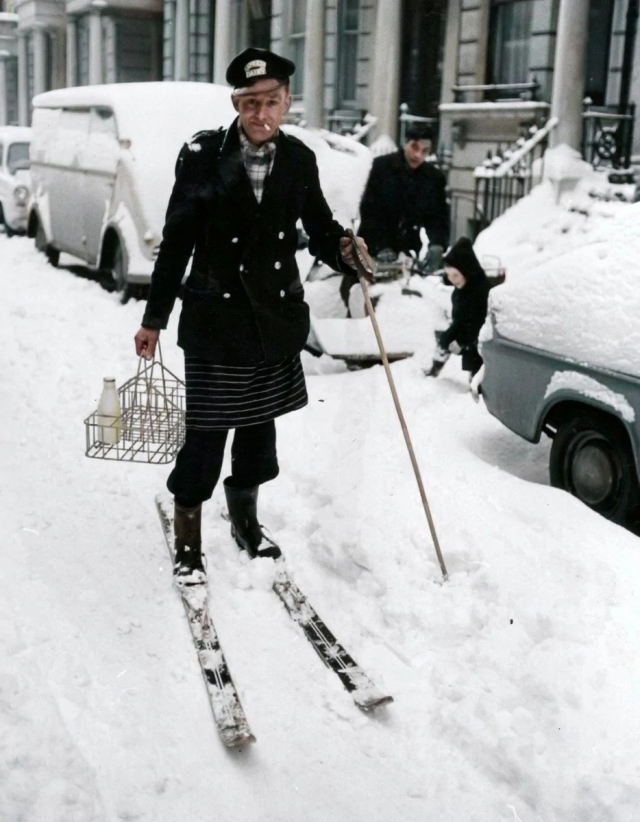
[2, 232, 640, 821]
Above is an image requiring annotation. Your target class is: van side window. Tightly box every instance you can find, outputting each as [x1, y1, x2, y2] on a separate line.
[57, 109, 91, 165]
[86, 107, 119, 172]
[31, 107, 62, 163]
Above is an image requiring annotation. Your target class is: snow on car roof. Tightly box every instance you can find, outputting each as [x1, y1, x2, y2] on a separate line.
[32, 82, 236, 142]
[489, 202, 640, 378]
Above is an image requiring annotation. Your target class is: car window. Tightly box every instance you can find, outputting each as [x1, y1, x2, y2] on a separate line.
[7, 142, 30, 173]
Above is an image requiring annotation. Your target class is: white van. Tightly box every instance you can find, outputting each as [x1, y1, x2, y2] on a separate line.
[29, 82, 236, 295]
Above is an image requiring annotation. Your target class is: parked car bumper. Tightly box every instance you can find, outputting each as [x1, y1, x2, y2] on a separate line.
[2, 202, 28, 233]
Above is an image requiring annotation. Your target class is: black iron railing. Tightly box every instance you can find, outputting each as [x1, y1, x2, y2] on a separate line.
[582, 100, 636, 169]
[472, 117, 558, 235]
[326, 109, 367, 136]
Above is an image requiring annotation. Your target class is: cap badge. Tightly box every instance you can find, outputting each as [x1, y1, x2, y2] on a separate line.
[244, 59, 267, 79]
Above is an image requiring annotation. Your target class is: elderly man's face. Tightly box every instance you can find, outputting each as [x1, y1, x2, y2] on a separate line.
[232, 79, 291, 145]
[404, 138, 431, 169]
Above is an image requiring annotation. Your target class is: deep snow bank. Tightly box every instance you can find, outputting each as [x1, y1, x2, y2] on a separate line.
[2, 233, 640, 822]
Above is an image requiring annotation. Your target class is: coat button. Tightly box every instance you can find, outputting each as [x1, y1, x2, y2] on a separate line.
[274, 261, 281, 269]
[223, 293, 231, 298]
[278, 231, 284, 239]
[280, 290, 285, 297]
[231, 237, 238, 243]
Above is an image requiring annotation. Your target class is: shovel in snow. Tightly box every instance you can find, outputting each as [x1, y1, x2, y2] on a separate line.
[346, 229, 448, 581]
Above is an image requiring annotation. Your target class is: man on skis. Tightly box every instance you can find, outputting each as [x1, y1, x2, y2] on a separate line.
[134, 47, 366, 585]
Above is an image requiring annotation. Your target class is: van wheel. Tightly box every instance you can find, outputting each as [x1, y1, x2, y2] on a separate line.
[111, 241, 132, 303]
[549, 413, 640, 524]
[34, 218, 59, 266]
[46, 246, 60, 267]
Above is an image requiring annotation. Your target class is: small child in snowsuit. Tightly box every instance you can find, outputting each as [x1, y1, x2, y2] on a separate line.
[426, 237, 490, 378]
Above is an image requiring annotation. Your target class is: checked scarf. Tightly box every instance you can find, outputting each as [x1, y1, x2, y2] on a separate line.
[238, 125, 277, 204]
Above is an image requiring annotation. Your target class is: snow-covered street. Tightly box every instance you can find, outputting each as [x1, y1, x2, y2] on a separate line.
[2, 231, 640, 821]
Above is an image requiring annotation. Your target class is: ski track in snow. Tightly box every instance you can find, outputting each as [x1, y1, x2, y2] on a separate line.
[2, 233, 640, 821]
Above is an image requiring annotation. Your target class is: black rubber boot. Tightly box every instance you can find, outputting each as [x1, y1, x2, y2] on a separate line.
[223, 480, 281, 560]
[173, 502, 206, 586]
[423, 355, 449, 378]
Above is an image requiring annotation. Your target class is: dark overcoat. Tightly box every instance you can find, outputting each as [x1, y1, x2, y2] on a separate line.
[439, 269, 490, 372]
[357, 150, 450, 255]
[142, 118, 351, 365]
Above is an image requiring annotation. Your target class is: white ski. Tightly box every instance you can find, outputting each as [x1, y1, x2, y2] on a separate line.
[156, 495, 255, 748]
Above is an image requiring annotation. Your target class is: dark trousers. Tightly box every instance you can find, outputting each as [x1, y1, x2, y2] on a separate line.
[340, 271, 359, 313]
[167, 420, 279, 508]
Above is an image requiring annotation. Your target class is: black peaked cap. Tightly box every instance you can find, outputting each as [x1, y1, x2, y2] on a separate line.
[226, 47, 295, 88]
[443, 237, 486, 282]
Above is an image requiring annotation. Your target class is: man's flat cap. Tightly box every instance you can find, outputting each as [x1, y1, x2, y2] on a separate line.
[226, 47, 295, 88]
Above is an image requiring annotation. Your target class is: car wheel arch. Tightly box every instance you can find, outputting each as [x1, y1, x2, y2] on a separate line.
[27, 208, 41, 239]
[542, 397, 632, 443]
[99, 224, 132, 299]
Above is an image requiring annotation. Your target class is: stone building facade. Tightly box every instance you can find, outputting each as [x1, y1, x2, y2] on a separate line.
[0, 0, 639, 245]
[0, 10, 19, 125]
[440, 0, 640, 236]
[2, 0, 162, 125]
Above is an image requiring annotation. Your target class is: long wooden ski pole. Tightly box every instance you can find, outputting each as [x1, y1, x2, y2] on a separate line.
[346, 230, 448, 580]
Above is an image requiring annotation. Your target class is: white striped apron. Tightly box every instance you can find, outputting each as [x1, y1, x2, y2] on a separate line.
[184, 354, 308, 430]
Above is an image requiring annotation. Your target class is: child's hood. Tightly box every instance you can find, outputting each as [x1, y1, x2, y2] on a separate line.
[443, 237, 487, 284]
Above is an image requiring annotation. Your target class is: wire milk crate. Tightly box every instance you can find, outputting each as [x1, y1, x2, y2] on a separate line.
[84, 344, 186, 464]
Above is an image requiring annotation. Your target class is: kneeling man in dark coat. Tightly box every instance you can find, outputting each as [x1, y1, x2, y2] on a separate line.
[134, 48, 365, 584]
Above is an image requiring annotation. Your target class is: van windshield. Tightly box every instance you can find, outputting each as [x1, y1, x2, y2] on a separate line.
[7, 142, 31, 173]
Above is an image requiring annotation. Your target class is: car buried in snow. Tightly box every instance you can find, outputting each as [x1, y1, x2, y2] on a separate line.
[480, 207, 640, 526]
[27, 82, 371, 300]
[0, 126, 32, 236]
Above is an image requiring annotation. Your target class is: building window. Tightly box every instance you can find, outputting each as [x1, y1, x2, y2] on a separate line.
[116, 18, 162, 83]
[289, 0, 306, 97]
[6, 55, 18, 124]
[338, 0, 360, 107]
[189, 0, 214, 82]
[248, 0, 272, 49]
[585, 0, 615, 106]
[77, 15, 90, 86]
[488, 0, 534, 88]
[162, 0, 176, 80]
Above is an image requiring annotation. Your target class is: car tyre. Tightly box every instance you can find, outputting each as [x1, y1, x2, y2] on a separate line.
[550, 412, 640, 524]
[34, 217, 59, 266]
[111, 240, 132, 303]
[46, 246, 60, 266]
